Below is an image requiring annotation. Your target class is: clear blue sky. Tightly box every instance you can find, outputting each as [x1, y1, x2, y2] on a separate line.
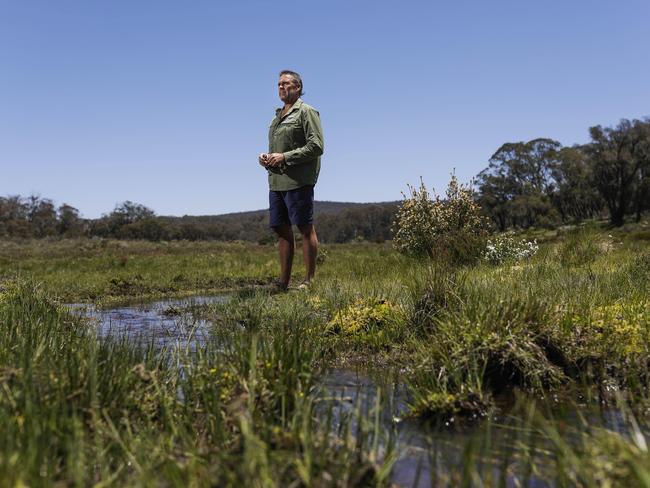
[1, 0, 649, 218]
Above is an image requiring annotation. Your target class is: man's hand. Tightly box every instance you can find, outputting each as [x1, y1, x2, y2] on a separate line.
[259, 153, 269, 167]
[266, 153, 285, 168]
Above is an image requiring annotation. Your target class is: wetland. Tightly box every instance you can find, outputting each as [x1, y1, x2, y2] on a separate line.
[1, 227, 650, 486]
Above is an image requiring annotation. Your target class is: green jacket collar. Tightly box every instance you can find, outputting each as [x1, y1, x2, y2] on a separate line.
[275, 98, 303, 119]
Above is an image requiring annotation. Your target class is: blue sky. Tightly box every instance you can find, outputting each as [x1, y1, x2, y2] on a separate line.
[1, 0, 649, 218]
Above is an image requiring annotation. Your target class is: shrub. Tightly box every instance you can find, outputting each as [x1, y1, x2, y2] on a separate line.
[392, 175, 489, 263]
[482, 232, 539, 264]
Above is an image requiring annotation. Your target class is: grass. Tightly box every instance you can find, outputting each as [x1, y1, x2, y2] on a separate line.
[1, 225, 650, 485]
[0, 280, 394, 486]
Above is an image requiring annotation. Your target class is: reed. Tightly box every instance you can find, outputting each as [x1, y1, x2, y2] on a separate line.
[2, 224, 650, 484]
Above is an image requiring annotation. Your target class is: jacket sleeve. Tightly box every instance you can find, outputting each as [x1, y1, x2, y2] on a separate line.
[283, 107, 324, 165]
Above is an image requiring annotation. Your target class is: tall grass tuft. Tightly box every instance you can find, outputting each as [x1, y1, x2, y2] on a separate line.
[0, 280, 393, 485]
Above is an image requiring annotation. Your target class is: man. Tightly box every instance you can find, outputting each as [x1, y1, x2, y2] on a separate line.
[259, 70, 324, 291]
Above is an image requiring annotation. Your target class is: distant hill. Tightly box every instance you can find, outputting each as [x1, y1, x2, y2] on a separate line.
[156, 200, 401, 243]
[160, 200, 400, 220]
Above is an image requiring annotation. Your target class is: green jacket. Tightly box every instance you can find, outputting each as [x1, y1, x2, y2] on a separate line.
[267, 98, 324, 191]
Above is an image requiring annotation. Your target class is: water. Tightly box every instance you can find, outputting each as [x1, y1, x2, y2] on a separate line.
[67, 295, 227, 350]
[68, 295, 646, 487]
[321, 367, 558, 487]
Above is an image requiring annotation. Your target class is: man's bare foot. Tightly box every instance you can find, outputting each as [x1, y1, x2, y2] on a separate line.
[269, 280, 289, 294]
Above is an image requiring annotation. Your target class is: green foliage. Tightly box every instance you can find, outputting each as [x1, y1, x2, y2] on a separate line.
[326, 297, 398, 335]
[627, 252, 650, 286]
[2, 233, 650, 484]
[0, 195, 76, 238]
[0, 279, 393, 485]
[408, 263, 463, 332]
[476, 119, 650, 230]
[476, 138, 563, 230]
[409, 390, 490, 420]
[1, 194, 400, 243]
[392, 175, 489, 263]
[557, 227, 601, 267]
[551, 146, 604, 222]
[588, 118, 650, 226]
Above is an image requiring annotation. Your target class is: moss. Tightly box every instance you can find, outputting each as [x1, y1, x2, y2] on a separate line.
[0, 281, 17, 307]
[409, 390, 490, 420]
[564, 301, 650, 360]
[326, 298, 398, 335]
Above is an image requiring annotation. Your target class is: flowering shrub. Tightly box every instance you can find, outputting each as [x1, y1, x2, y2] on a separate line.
[482, 233, 539, 264]
[392, 175, 489, 263]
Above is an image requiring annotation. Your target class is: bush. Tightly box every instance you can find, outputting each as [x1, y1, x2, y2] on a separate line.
[482, 232, 539, 264]
[392, 175, 489, 263]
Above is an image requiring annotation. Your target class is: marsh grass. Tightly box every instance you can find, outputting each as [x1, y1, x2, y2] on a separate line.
[0, 280, 395, 486]
[3, 229, 650, 484]
[558, 227, 603, 267]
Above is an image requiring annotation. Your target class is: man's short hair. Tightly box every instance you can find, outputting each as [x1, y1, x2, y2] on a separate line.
[279, 70, 304, 96]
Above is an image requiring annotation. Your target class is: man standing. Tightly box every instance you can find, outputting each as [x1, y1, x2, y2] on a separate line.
[259, 70, 324, 291]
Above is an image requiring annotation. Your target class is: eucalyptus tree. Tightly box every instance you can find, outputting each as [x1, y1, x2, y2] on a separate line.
[477, 138, 562, 229]
[551, 146, 604, 222]
[587, 119, 650, 226]
[57, 204, 85, 237]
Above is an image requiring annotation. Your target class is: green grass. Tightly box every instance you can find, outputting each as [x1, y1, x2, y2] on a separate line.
[2, 229, 650, 485]
[0, 280, 394, 486]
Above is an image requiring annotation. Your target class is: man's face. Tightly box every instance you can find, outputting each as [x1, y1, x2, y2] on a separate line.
[278, 74, 300, 104]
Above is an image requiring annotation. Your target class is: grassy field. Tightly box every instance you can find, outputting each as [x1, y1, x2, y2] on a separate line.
[1, 225, 650, 485]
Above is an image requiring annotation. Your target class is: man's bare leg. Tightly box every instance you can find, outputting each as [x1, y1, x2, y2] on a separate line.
[274, 224, 294, 288]
[298, 224, 318, 283]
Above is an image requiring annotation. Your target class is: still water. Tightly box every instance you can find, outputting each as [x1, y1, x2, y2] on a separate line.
[68, 296, 643, 487]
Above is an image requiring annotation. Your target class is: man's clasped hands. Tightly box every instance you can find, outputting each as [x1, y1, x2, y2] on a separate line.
[259, 153, 285, 168]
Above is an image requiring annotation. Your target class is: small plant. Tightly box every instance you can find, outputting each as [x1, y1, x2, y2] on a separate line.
[326, 298, 397, 335]
[392, 174, 489, 264]
[482, 232, 538, 264]
[409, 389, 490, 420]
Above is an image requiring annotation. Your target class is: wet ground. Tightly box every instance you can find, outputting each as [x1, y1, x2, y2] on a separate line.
[67, 295, 642, 487]
[67, 295, 226, 350]
[320, 367, 557, 487]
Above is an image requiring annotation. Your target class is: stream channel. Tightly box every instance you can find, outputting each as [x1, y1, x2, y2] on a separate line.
[67, 295, 643, 487]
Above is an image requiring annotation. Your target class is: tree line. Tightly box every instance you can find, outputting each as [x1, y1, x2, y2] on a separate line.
[0, 196, 397, 244]
[476, 118, 650, 229]
[2, 116, 648, 242]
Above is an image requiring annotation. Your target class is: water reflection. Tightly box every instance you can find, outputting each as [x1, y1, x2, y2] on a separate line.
[68, 296, 646, 487]
[67, 295, 226, 350]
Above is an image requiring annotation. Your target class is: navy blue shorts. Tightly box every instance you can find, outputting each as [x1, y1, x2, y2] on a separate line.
[269, 185, 314, 228]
